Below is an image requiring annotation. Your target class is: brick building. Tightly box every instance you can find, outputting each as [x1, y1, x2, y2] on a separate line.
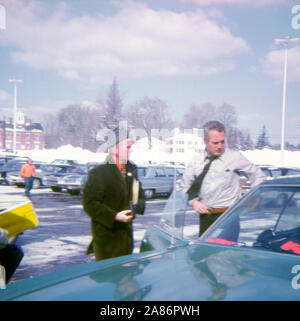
[0, 112, 44, 151]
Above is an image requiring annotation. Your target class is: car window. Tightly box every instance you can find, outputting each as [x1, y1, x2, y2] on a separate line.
[270, 169, 282, 177]
[202, 187, 300, 256]
[165, 167, 175, 177]
[286, 169, 300, 175]
[40, 165, 56, 172]
[176, 168, 185, 176]
[67, 167, 76, 173]
[275, 192, 300, 231]
[260, 168, 271, 176]
[137, 167, 147, 177]
[72, 167, 87, 174]
[155, 168, 166, 177]
[55, 166, 68, 173]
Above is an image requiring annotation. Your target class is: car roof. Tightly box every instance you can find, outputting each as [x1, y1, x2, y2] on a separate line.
[261, 174, 300, 186]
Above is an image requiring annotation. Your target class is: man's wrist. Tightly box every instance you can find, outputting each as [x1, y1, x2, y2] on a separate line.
[189, 198, 200, 207]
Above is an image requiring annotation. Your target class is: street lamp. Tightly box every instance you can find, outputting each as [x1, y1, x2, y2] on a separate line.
[274, 36, 300, 166]
[8, 78, 23, 154]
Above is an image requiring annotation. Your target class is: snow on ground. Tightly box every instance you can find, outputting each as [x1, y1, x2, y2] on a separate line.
[12, 144, 300, 168]
[14, 145, 108, 164]
[242, 149, 300, 168]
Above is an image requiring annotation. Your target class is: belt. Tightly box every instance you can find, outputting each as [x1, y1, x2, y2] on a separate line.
[207, 207, 228, 215]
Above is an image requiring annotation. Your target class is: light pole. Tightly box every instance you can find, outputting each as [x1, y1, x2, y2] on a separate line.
[8, 78, 23, 154]
[274, 36, 300, 166]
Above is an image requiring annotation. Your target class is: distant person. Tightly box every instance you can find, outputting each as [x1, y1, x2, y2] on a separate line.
[20, 159, 36, 197]
[182, 120, 266, 236]
[82, 128, 145, 261]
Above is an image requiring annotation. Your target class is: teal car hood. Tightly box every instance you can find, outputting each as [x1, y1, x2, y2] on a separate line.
[2, 242, 300, 301]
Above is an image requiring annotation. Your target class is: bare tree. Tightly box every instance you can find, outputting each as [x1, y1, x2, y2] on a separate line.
[216, 104, 238, 148]
[43, 104, 99, 151]
[180, 103, 217, 130]
[126, 97, 174, 149]
[180, 102, 255, 151]
[216, 103, 237, 129]
[43, 113, 60, 148]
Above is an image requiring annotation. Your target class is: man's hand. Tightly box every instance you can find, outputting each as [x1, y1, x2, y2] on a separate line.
[191, 199, 209, 214]
[115, 210, 134, 223]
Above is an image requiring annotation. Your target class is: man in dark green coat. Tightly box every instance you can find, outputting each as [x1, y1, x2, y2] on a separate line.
[82, 135, 145, 261]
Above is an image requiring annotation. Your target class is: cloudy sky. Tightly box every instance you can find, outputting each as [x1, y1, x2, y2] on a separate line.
[0, 0, 300, 144]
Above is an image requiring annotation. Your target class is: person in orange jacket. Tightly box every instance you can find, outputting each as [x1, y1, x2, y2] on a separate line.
[20, 159, 36, 197]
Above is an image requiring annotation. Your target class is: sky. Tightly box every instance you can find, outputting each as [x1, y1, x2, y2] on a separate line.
[0, 0, 300, 145]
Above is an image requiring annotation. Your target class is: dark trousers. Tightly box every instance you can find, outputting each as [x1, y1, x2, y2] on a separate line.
[0, 244, 24, 282]
[200, 212, 241, 242]
[24, 177, 34, 196]
[200, 213, 222, 236]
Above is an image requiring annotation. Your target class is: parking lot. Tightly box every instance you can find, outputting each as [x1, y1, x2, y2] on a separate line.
[0, 184, 199, 283]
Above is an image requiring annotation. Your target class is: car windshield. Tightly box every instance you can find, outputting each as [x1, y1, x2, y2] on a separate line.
[37, 164, 57, 172]
[54, 166, 86, 174]
[160, 186, 300, 256]
[202, 186, 300, 255]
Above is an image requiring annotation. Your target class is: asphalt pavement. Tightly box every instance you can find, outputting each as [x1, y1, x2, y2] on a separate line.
[1, 184, 199, 284]
[0, 184, 182, 283]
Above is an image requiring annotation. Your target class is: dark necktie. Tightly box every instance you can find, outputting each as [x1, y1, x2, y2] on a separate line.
[187, 156, 217, 201]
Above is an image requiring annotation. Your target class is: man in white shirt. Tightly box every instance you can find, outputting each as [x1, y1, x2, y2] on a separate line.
[182, 120, 266, 236]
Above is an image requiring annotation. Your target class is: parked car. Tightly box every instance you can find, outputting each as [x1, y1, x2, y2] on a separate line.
[239, 165, 300, 195]
[0, 154, 18, 166]
[2, 175, 300, 300]
[6, 163, 59, 189]
[259, 165, 300, 178]
[51, 159, 79, 166]
[43, 165, 88, 192]
[137, 165, 185, 199]
[0, 159, 27, 185]
[55, 164, 95, 195]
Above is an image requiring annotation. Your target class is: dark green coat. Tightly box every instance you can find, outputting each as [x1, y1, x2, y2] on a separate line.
[82, 156, 145, 261]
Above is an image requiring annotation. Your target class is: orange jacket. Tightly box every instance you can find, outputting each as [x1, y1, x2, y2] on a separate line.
[20, 163, 36, 178]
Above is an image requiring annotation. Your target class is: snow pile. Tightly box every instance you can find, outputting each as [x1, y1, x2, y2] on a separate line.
[16, 145, 108, 164]
[14, 144, 300, 168]
[242, 148, 300, 167]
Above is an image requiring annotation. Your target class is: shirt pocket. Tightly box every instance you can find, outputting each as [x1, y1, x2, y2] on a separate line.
[209, 169, 235, 189]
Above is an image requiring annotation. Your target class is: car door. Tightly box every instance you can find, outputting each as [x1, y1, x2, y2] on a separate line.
[153, 167, 168, 193]
[164, 167, 178, 194]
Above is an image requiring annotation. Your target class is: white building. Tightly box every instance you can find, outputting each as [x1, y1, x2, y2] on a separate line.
[131, 128, 204, 165]
[166, 128, 204, 160]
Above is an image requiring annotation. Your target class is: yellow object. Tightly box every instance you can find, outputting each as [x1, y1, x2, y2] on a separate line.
[0, 201, 38, 237]
[132, 178, 139, 205]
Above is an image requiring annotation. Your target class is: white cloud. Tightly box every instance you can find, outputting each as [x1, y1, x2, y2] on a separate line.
[262, 46, 300, 82]
[0, 0, 250, 86]
[180, 0, 289, 6]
